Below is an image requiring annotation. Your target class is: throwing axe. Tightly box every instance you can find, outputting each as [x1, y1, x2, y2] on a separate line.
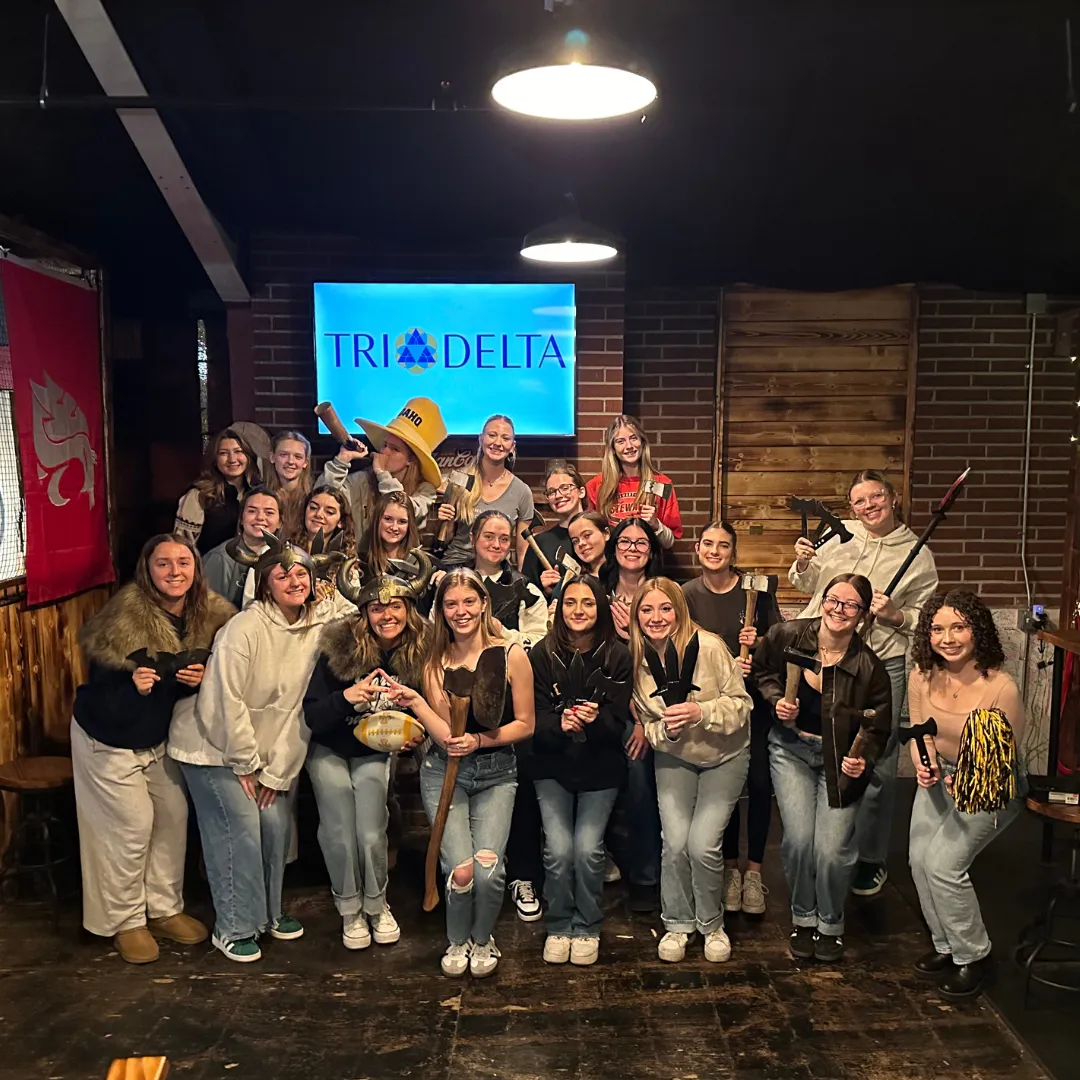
[899, 716, 938, 769]
[430, 469, 474, 558]
[522, 510, 553, 572]
[640, 478, 672, 511]
[782, 647, 821, 707]
[739, 573, 778, 661]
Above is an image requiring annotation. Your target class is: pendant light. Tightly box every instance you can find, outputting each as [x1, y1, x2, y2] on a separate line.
[492, 27, 656, 121]
[520, 194, 618, 264]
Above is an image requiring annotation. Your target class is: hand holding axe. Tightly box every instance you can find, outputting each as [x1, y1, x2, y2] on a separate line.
[739, 573, 778, 661]
[314, 401, 366, 454]
[781, 647, 821, 710]
[522, 510, 553, 572]
[552, 547, 582, 600]
[639, 478, 672, 512]
[836, 715, 880, 793]
[430, 469, 474, 558]
[899, 716, 938, 769]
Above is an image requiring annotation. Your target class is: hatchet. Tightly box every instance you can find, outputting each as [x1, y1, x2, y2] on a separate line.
[423, 687, 470, 912]
[782, 647, 821, 707]
[522, 509, 554, 572]
[899, 716, 938, 769]
[552, 547, 582, 601]
[640, 478, 672, 511]
[739, 573, 778, 661]
[787, 496, 853, 549]
[430, 469, 474, 557]
[314, 401, 365, 453]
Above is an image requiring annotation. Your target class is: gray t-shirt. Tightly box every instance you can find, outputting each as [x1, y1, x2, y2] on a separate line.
[442, 475, 535, 567]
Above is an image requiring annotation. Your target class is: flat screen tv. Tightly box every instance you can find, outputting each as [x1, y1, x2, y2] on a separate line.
[313, 282, 576, 437]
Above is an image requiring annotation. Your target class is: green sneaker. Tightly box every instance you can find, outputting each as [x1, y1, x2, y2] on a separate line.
[269, 914, 304, 940]
[212, 933, 262, 963]
[851, 863, 888, 897]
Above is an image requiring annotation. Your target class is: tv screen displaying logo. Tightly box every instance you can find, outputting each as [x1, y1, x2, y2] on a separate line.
[313, 282, 577, 437]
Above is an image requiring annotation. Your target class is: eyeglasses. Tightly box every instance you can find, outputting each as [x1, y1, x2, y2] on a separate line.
[544, 482, 579, 499]
[850, 491, 889, 512]
[823, 595, 865, 616]
[617, 537, 651, 553]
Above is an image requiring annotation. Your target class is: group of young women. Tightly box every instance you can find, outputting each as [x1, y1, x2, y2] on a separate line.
[68, 400, 1024, 1000]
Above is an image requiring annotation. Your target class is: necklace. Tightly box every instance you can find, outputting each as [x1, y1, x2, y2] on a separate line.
[818, 644, 845, 666]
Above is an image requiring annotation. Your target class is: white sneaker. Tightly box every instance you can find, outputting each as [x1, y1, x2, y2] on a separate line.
[342, 913, 371, 951]
[603, 852, 622, 884]
[658, 931, 691, 962]
[570, 936, 599, 966]
[543, 934, 571, 964]
[509, 880, 543, 922]
[723, 868, 743, 913]
[370, 906, 401, 945]
[469, 938, 502, 978]
[441, 940, 471, 977]
[704, 927, 732, 963]
[741, 870, 768, 916]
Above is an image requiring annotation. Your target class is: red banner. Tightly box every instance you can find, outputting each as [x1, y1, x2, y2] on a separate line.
[1, 259, 113, 604]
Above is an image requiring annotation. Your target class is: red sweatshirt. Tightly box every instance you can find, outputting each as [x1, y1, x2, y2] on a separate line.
[585, 472, 682, 548]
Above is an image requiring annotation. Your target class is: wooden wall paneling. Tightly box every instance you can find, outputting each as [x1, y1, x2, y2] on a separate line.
[719, 286, 916, 602]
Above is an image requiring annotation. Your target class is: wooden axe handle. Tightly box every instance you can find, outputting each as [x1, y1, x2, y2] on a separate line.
[740, 591, 759, 661]
[525, 533, 553, 572]
[423, 695, 470, 911]
[314, 402, 359, 448]
[434, 485, 462, 545]
[837, 727, 876, 792]
[783, 662, 801, 705]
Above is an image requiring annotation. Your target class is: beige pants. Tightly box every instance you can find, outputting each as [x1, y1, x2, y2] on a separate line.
[70, 719, 189, 937]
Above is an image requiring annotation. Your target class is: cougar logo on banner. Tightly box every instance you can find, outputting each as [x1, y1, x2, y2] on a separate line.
[29, 371, 97, 508]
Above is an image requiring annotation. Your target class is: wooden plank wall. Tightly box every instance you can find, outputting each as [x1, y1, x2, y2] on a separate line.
[0, 586, 110, 850]
[718, 286, 916, 602]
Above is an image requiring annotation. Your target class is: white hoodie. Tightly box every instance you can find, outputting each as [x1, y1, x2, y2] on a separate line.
[788, 519, 938, 661]
[168, 597, 338, 789]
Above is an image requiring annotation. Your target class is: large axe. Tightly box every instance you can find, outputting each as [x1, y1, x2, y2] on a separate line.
[522, 509, 554, 572]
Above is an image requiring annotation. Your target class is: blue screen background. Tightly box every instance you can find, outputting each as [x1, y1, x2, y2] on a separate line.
[313, 282, 576, 436]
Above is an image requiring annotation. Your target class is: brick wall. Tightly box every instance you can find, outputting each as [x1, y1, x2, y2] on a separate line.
[912, 286, 1076, 605]
[246, 235, 625, 498]
[623, 288, 718, 579]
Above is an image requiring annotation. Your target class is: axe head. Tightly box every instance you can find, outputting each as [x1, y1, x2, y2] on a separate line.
[899, 717, 938, 743]
[782, 647, 822, 676]
[442, 666, 474, 700]
[555, 548, 581, 575]
[740, 573, 778, 596]
[640, 478, 672, 499]
[523, 509, 546, 543]
[446, 469, 472, 492]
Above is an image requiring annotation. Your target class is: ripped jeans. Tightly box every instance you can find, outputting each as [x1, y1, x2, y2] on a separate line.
[419, 744, 517, 947]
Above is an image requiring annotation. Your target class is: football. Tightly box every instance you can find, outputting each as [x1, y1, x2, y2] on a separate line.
[354, 710, 426, 752]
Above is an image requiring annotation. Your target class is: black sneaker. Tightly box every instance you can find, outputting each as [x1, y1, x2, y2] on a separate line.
[814, 933, 844, 962]
[851, 862, 888, 897]
[789, 926, 816, 960]
[628, 883, 659, 914]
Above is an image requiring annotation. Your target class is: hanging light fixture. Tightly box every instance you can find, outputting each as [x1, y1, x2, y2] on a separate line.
[492, 25, 656, 121]
[520, 194, 618, 264]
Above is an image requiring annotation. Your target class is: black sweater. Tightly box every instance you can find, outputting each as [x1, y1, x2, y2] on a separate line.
[302, 651, 393, 759]
[521, 524, 570, 594]
[529, 637, 632, 792]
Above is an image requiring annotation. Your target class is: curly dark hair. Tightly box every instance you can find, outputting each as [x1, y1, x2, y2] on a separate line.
[911, 589, 1005, 676]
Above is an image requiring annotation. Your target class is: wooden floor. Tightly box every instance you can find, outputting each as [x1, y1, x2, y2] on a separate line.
[0, 839, 1049, 1080]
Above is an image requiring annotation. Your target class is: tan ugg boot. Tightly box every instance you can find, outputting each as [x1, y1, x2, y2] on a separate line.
[113, 927, 160, 964]
[148, 913, 209, 945]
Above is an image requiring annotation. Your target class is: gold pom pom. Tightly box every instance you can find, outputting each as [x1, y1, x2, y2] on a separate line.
[953, 707, 1016, 815]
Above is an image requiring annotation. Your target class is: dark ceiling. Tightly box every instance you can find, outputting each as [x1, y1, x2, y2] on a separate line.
[1, 0, 1079, 312]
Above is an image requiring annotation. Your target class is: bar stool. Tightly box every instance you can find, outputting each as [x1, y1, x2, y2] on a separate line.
[1015, 796, 1080, 1001]
[0, 756, 76, 930]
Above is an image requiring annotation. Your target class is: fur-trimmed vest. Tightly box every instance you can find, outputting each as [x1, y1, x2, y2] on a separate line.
[74, 583, 236, 751]
[302, 615, 425, 759]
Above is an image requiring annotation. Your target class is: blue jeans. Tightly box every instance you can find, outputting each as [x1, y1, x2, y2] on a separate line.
[609, 730, 661, 888]
[908, 761, 1024, 965]
[855, 653, 907, 865]
[534, 780, 618, 937]
[655, 750, 748, 935]
[769, 728, 860, 936]
[306, 744, 390, 917]
[419, 745, 517, 947]
[180, 763, 291, 942]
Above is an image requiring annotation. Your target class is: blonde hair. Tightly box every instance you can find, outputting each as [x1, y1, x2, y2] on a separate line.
[458, 415, 516, 526]
[628, 576, 700, 685]
[267, 431, 313, 537]
[356, 451, 424, 524]
[596, 414, 659, 520]
[423, 568, 504, 687]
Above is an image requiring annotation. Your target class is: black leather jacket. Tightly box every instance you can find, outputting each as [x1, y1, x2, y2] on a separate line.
[752, 618, 892, 807]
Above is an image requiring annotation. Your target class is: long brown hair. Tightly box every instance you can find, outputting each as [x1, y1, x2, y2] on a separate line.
[422, 568, 504, 687]
[543, 459, 589, 511]
[267, 430, 313, 535]
[355, 452, 424, 525]
[292, 484, 357, 557]
[458, 414, 516, 525]
[596, 414, 660, 520]
[366, 490, 420, 575]
[628, 576, 700, 681]
[134, 532, 209, 627]
[350, 600, 430, 687]
[193, 428, 259, 508]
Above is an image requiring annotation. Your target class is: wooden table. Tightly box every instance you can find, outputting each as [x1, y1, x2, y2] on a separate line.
[1036, 629, 1080, 859]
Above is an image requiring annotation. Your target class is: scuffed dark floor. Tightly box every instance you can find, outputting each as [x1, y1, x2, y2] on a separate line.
[0, 797, 1055, 1080]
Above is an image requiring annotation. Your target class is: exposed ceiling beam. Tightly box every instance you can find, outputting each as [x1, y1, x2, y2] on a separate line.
[53, 0, 250, 303]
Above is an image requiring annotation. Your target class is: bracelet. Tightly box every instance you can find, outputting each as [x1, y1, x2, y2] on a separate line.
[473, 732, 483, 751]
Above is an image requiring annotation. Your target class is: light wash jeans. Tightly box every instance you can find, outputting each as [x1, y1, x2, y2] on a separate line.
[534, 780, 619, 937]
[769, 728, 860, 936]
[908, 760, 1024, 965]
[306, 744, 390, 917]
[855, 653, 906, 865]
[419, 744, 517, 947]
[180, 763, 291, 942]
[655, 749, 749, 934]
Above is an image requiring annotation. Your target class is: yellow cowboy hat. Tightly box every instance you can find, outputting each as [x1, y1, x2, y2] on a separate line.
[355, 398, 447, 490]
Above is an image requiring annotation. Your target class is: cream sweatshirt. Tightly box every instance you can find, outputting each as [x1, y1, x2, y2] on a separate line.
[633, 631, 752, 768]
[168, 597, 338, 789]
[788, 520, 938, 661]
